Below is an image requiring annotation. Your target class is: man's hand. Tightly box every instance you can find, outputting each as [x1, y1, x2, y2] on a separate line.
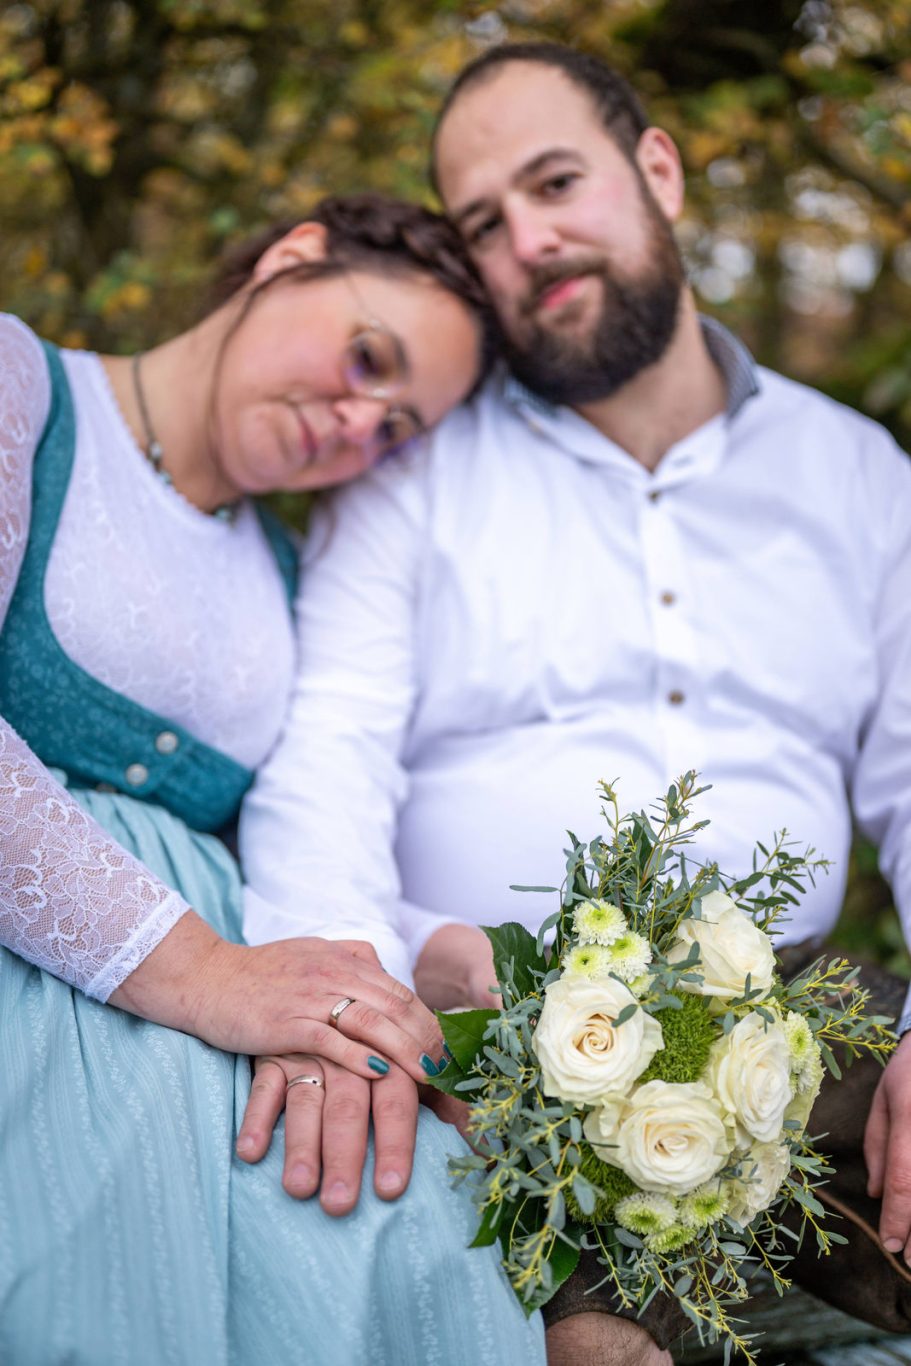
[865, 1032, 911, 1260]
[414, 922, 500, 1010]
[237, 1054, 420, 1214]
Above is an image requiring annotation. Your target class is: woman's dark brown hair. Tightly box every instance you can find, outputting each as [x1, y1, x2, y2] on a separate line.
[206, 192, 493, 369]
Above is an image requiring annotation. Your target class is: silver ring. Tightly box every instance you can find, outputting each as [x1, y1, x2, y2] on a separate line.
[286, 1074, 324, 1092]
[329, 996, 356, 1027]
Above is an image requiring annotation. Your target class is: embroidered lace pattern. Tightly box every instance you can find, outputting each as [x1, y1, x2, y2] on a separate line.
[0, 316, 191, 1000]
[0, 717, 187, 999]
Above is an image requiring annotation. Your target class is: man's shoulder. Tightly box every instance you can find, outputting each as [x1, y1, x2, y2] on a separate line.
[431, 370, 524, 451]
[755, 365, 902, 452]
[750, 366, 911, 518]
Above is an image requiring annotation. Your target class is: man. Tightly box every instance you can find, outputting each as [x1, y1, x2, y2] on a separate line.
[242, 43, 911, 1363]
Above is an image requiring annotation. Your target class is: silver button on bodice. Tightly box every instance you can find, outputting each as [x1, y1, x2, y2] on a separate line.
[155, 730, 179, 755]
[125, 762, 149, 787]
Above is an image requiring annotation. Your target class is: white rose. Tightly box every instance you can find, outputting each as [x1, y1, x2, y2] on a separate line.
[533, 975, 663, 1105]
[668, 891, 775, 1002]
[586, 1079, 730, 1195]
[708, 1012, 793, 1144]
[581, 1092, 625, 1152]
[725, 1141, 791, 1224]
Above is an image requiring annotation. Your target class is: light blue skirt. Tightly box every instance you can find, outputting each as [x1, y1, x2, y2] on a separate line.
[0, 787, 545, 1366]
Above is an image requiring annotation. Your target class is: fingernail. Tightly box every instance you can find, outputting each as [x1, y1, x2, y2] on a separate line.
[884, 1237, 903, 1253]
[421, 1053, 440, 1077]
[326, 1180, 349, 1205]
[289, 1162, 312, 1188]
[377, 1170, 403, 1194]
[236, 1134, 255, 1156]
[442, 1044, 453, 1062]
[436, 1054, 449, 1072]
[367, 1055, 390, 1075]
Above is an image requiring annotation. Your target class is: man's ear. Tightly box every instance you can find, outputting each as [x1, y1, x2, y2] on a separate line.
[634, 127, 685, 223]
[251, 221, 329, 282]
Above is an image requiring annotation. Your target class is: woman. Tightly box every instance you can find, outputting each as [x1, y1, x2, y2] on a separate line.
[0, 195, 545, 1365]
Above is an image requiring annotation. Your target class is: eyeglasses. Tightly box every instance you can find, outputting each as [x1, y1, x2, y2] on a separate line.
[341, 278, 425, 458]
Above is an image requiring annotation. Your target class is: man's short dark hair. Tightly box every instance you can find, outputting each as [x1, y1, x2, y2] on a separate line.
[431, 42, 650, 192]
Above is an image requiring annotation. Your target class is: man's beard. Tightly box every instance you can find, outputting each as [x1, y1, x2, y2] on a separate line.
[501, 196, 685, 406]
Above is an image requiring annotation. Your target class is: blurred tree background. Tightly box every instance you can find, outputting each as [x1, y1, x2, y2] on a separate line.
[1, 0, 909, 968]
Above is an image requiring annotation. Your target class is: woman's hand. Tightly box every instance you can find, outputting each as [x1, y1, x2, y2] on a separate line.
[110, 911, 446, 1085]
[236, 1053, 421, 1214]
[413, 922, 500, 1011]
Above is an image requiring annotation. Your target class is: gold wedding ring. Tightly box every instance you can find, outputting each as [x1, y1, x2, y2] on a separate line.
[329, 996, 356, 1027]
[286, 1074, 324, 1092]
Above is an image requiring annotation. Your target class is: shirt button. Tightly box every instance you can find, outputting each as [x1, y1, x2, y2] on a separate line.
[667, 689, 686, 706]
[647, 490, 662, 503]
[660, 590, 677, 606]
[155, 730, 179, 755]
[125, 763, 149, 787]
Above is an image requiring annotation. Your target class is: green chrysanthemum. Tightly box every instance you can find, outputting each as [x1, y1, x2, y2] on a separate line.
[565, 1144, 637, 1224]
[572, 898, 628, 947]
[784, 1011, 813, 1064]
[614, 1192, 678, 1236]
[604, 931, 652, 984]
[645, 1222, 701, 1255]
[638, 992, 721, 1086]
[562, 943, 613, 979]
[679, 1181, 730, 1229]
[784, 1011, 824, 1093]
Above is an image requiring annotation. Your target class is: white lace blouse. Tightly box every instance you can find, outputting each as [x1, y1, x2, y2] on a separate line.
[0, 315, 296, 1000]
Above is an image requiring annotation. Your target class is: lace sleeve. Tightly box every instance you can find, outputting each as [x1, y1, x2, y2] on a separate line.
[0, 314, 45, 619]
[0, 317, 190, 1001]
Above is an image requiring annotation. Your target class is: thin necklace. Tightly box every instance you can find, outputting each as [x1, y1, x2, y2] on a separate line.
[130, 353, 239, 523]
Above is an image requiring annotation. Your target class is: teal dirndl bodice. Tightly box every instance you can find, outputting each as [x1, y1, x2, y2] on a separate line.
[0, 341, 298, 833]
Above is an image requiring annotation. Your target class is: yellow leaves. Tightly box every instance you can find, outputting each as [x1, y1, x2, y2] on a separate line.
[49, 82, 118, 175]
[113, 281, 153, 313]
[23, 246, 47, 279]
[182, 128, 252, 177]
[87, 258, 155, 323]
[683, 131, 734, 173]
[2, 66, 60, 114]
[325, 112, 358, 142]
[892, 112, 911, 147]
[339, 20, 370, 47]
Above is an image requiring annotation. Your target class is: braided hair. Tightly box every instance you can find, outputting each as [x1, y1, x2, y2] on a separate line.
[208, 193, 488, 312]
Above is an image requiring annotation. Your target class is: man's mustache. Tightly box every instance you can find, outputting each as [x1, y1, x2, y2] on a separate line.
[519, 256, 608, 317]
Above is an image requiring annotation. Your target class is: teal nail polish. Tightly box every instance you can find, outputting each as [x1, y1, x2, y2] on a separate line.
[436, 1054, 449, 1072]
[421, 1053, 440, 1077]
[442, 1044, 453, 1062]
[368, 1056, 390, 1076]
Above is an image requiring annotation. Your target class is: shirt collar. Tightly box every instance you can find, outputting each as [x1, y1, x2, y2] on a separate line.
[503, 315, 760, 424]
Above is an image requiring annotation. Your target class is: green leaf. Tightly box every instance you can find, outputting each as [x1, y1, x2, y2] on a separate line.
[482, 922, 544, 1000]
[437, 1008, 499, 1070]
[536, 909, 561, 956]
[572, 1174, 596, 1215]
[470, 1202, 504, 1248]
[612, 1003, 638, 1028]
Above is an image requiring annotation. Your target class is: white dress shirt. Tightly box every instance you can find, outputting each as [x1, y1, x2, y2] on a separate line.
[241, 323, 911, 1003]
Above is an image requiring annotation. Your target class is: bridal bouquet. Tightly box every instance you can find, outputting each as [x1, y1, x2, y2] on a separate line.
[429, 774, 894, 1363]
